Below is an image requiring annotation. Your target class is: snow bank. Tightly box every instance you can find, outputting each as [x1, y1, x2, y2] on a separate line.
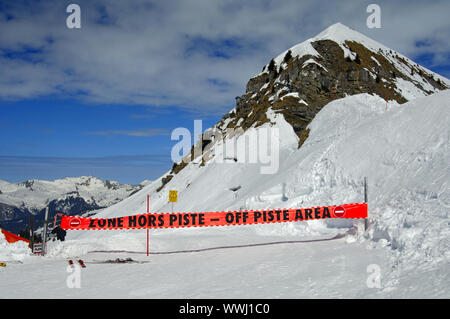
[0, 232, 31, 262]
[305, 90, 450, 287]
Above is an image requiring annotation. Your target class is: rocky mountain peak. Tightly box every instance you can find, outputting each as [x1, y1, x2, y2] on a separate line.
[162, 24, 449, 192]
[214, 23, 449, 147]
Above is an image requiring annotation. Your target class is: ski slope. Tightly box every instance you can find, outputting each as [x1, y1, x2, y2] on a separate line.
[1, 90, 449, 298]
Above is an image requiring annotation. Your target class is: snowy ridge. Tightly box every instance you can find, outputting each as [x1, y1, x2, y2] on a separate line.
[316, 23, 450, 85]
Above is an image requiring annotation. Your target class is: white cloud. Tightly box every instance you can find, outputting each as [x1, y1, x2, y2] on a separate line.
[0, 0, 449, 114]
[86, 128, 169, 137]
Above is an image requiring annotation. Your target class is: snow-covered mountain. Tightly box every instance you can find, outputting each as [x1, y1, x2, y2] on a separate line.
[214, 22, 449, 148]
[0, 176, 143, 232]
[1, 23, 448, 298]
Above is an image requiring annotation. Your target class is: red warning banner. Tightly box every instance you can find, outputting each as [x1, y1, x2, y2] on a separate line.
[60, 203, 367, 230]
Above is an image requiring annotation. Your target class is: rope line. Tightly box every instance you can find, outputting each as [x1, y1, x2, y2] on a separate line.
[88, 229, 354, 256]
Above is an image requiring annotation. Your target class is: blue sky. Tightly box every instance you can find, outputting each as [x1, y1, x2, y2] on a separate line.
[0, 96, 218, 183]
[1, 0, 449, 184]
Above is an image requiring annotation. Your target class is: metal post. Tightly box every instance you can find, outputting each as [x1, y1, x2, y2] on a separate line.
[386, 87, 389, 110]
[147, 194, 150, 257]
[29, 215, 34, 252]
[364, 177, 368, 231]
[42, 207, 49, 256]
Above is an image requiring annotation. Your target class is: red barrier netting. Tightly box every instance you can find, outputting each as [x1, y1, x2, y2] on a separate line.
[1, 228, 30, 244]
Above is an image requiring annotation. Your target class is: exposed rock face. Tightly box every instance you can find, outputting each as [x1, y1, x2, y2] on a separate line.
[0, 202, 30, 227]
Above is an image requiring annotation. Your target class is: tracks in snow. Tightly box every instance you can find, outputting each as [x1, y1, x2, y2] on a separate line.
[88, 227, 356, 256]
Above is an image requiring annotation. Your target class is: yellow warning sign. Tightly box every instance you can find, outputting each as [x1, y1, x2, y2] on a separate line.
[169, 190, 178, 203]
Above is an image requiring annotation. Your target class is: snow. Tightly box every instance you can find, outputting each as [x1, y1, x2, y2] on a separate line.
[302, 58, 327, 71]
[371, 56, 381, 66]
[1, 89, 449, 298]
[280, 92, 299, 99]
[0, 176, 139, 211]
[279, 92, 308, 105]
[255, 22, 450, 99]
[0, 232, 31, 263]
[0, 241, 390, 298]
[315, 23, 385, 54]
[258, 38, 320, 75]
[260, 82, 270, 91]
[315, 23, 450, 90]
[218, 116, 234, 130]
[139, 180, 153, 187]
[274, 40, 320, 73]
[394, 77, 430, 101]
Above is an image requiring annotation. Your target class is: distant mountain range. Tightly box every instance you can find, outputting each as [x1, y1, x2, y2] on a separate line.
[0, 176, 145, 233]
